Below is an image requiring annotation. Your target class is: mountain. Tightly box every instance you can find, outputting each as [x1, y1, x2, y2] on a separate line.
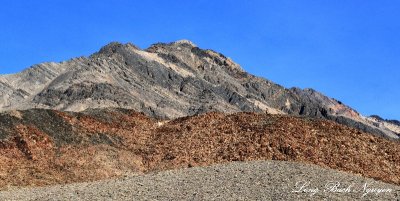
[0, 40, 398, 139]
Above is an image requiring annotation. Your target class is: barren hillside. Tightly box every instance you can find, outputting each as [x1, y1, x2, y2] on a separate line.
[0, 109, 398, 189]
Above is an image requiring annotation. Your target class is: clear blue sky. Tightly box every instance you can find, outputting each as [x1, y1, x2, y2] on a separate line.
[0, 1, 399, 119]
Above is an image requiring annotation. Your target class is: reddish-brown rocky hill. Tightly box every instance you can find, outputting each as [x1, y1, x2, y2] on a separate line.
[0, 109, 399, 188]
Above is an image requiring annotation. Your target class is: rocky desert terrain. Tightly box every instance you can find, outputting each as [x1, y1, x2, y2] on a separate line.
[0, 109, 399, 189]
[0, 40, 399, 200]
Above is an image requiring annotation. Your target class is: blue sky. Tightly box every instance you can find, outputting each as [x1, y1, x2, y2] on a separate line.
[0, 1, 399, 119]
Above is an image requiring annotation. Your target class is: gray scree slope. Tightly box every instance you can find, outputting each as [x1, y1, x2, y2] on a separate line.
[0, 161, 398, 201]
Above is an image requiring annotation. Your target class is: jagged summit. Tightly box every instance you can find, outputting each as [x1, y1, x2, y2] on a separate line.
[95, 42, 140, 56]
[0, 40, 398, 140]
[174, 39, 197, 47]
[146, 39, 197, 49]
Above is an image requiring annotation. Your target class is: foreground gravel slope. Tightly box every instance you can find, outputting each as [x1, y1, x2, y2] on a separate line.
[1, 160, 398, 201]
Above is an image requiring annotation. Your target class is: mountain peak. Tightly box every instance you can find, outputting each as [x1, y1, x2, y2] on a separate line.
[173, 39, 197, 47]
[96, 42, 140, 56]
[146, 39, 197, 51]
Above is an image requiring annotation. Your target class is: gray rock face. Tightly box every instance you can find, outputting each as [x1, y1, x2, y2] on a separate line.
[370, 115, 400, 127]
[366, 115, 400, 137]
[0, 40, 398, 140]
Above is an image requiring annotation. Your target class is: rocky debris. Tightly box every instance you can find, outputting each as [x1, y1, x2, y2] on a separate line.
[0, 40, 397, 140]
[1, 160, 399, 201]
[0, 109, 399, 189]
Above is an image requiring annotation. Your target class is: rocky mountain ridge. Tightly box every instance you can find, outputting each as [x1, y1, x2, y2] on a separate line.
[0, 40, 398, 139]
